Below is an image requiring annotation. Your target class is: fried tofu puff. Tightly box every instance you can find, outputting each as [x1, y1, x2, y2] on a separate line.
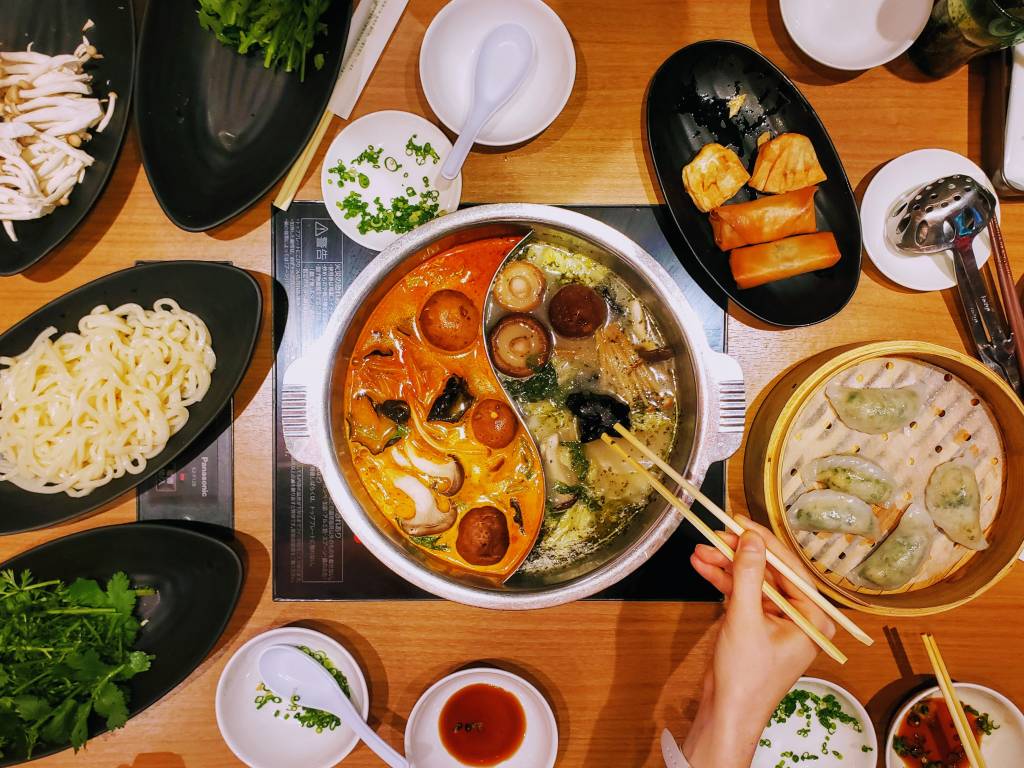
[681, 142, 750, 212]
[749, 133, 827, 194]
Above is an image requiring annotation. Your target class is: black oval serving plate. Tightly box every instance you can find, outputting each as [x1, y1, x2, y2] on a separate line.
[646, 40, 861, 327]
[0, 522, 244, 766]
[0, 261, 261, 534]
[0, 1, 135, 276]
[134, 0, 352, 231]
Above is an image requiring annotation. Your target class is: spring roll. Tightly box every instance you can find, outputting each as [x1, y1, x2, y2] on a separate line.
[709, 186, 818, 250]
[729, 231, 840, 289]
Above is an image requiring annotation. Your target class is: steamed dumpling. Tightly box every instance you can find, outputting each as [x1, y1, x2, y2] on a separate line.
[787, 489, 880, 538]
[925, 460, 987, 550]
[852, 505, 939, 590]
[801, 454, 895, 505]
[825, 381, 926, 435]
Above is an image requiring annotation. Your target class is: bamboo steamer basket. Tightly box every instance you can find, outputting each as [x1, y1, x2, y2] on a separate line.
[745, 341, 1024, 616]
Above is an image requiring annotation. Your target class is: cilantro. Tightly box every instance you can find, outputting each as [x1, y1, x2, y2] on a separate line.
[196, 0, 332, 81]
[501, 362, 562, 404]
[0, 569, 155, 759]
[562, 441, 590, 480]
[410, 534, 449, 552]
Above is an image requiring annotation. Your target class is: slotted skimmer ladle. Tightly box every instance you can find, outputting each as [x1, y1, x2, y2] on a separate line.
[886, 174, 1022, 395]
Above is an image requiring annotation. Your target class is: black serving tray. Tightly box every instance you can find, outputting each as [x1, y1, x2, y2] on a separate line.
[134, 0, 352, 231]
[0, 261, 261, 534]
[0, 1, 135, 275]
[0, 522, 243, 765]
[647, 40, 861, 327]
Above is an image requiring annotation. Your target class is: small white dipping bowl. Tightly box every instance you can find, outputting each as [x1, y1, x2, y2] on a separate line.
[753, 677, 877, 768]
[419, 0, 575, 146]
[405, 667, 558, 768]
[885, 682, 1024, 767]
[215, 626, 370, 768]
[780, 0, 932, 71]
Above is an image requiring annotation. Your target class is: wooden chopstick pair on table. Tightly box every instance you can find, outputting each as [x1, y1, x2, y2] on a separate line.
[922, 633, 987, 768]
[988, 219, 1024, 386]
[603, 423, 873, 665]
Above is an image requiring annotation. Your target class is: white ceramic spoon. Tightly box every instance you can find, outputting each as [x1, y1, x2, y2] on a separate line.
[259, 644, 410, 768]
[439, 23, 535, 181]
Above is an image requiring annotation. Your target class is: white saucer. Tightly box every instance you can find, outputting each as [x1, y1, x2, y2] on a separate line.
[215, 627, 370, 768]
[405, 668, 558, 768]
[320, 110, 462, 251]
[752, 677, 877, 768]
[885, 683, 1024, 767]
[860, 149, 1000, 292]
[419, 0, 575, 146]
[780, 0, 931, 71]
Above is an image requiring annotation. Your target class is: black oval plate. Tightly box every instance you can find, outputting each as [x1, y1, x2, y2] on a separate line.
[134, 0, 351, 231]
[0, 261, 261, 534]
[646, 40, 861, 327]
[0, 1, 135, 276]
[0, 522, 243, 765]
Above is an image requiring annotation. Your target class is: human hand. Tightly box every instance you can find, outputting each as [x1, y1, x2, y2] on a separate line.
[681, 519, 836, 768]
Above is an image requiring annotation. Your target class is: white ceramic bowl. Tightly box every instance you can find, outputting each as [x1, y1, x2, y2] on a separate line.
[885, 682, 1024, 766]
[405, 668, 558, 768]
[752, 677, 877, 768]
[780, 0, 932, 71]
[419, 0, 575, 146]
[215, 627, 370, 768]
[320, 110, 462, 251]
[860, 148, 999, 291]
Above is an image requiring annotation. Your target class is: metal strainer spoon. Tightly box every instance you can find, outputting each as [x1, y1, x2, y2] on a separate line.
[886, 174, 1022, 394]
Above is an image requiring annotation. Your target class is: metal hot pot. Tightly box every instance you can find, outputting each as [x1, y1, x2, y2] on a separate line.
[282, 204, 745, 608]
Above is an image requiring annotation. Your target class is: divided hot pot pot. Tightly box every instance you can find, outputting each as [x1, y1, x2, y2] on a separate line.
[282, 204, 745, 608]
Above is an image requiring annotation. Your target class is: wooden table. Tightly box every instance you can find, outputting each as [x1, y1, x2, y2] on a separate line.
[2, 2, 1021, 766]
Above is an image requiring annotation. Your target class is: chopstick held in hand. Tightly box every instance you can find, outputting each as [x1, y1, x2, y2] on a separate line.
[599, 433, 847, 664]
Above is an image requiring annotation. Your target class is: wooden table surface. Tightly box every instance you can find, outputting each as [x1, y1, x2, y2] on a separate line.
[2, 2, 1022, 767]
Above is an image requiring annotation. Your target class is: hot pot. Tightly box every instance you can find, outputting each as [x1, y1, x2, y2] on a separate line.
[282, 204, 745, 608]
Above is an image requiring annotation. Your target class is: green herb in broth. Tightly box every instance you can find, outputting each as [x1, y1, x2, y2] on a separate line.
[503, 362, 563, 404]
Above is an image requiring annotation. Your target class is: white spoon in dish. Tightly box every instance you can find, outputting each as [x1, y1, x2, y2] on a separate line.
[259, 644, 410, 768]
[439, 23, 535, 181]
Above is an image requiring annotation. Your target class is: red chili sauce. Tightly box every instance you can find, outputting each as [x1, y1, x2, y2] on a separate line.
[439, 683, 526, 766]
[894, 696, 991, 767]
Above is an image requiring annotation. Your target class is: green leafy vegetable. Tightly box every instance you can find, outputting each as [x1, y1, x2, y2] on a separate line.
[196, 0, 332, 81]
[0, 570, 155, 759]
[501, 362, 562, 404]
[409, 534, 449, 552]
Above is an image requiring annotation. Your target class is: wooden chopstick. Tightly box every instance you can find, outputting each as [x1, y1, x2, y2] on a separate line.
[922, 634, 986, 768]
[273, 109, 335, 211]
[599, 434, 848, 664]
[612, 423, 874, 647]
[988, 219, 1024, 383]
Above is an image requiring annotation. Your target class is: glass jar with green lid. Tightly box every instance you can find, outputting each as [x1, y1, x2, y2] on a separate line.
[910, 0, 1024, 77]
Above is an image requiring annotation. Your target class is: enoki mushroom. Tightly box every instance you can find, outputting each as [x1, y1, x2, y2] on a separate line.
[0, 26, 116, 242]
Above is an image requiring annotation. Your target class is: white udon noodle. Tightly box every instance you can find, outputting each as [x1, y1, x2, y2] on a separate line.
[0, 299, 215, 497]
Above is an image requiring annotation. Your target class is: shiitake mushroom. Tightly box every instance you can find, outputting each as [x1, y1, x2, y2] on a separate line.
[488, 314, 551, 378]
[493, 261, 546, 312]
[418, 289, 480, 352]
[548, 284, 607, 338]
[566, 391, 631, 443]
[470, 398, 519, 449]
[456, 506, 510, 566]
